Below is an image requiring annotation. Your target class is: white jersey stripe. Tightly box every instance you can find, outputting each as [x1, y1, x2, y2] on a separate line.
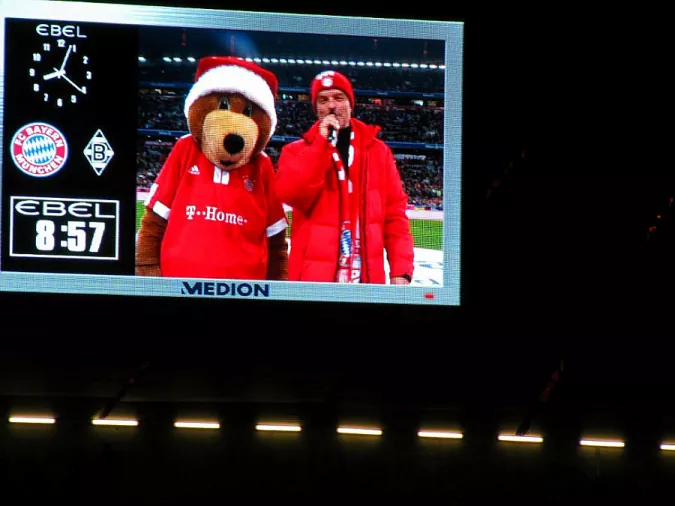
[152, 201, 171, 220]
[147, 183, 158, 203]
[266, 218, 288, 237]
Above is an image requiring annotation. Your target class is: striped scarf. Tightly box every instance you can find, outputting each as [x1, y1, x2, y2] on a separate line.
[330, 130, 361, 283]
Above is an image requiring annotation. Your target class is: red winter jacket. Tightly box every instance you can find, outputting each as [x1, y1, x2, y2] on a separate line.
[275, 118, 414, 283]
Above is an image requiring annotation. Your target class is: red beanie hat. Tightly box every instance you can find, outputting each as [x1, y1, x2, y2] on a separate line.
[184, 56, 279, 143]
[310, 70, 355, 110]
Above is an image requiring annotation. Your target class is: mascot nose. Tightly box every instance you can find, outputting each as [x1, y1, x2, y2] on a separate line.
[223, 134, 245, 154]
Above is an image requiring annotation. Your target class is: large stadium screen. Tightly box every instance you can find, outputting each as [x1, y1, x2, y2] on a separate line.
[0, 0, 463, 306]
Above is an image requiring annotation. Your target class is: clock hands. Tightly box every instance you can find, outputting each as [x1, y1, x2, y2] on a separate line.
[43, 69, 65, 80]
[42, 45, 74, 81]
[45, 67, 85, 93]
[59, 71, 85, 94]
[59, 44, 73, 72]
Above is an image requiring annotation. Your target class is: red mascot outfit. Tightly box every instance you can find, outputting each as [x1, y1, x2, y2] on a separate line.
[136, 57, 288, 280]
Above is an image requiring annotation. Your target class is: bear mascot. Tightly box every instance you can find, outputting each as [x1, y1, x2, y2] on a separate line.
[135, 56, 289, 281]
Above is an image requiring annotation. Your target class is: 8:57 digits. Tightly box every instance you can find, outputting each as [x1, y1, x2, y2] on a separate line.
[36, 220, 105, 253]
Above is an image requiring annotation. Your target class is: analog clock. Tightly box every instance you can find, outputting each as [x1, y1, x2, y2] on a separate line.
[28, 26, 92, 108]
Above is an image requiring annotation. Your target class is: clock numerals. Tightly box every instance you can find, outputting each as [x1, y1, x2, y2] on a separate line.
[30, 35, 90, 107]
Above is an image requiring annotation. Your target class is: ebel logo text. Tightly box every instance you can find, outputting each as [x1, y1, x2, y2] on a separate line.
[180, 281, 270, 298]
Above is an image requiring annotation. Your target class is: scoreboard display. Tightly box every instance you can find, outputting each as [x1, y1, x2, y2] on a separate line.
[0, 1, 464, 306]
[2, 17, 136, 275]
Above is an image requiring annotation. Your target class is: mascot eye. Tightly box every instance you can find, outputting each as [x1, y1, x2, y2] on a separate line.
[218, 97, 230, 110]
[243, 104, 253, 117]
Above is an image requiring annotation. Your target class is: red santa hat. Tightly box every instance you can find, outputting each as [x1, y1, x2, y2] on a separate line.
[310, 70, 355, 110]
[184, 56, 278, 143]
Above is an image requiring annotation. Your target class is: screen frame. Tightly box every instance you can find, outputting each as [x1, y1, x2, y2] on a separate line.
[0, 0, 464, 307]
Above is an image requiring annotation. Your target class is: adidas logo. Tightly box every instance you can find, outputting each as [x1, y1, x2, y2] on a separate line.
[188, 165, 200, 175]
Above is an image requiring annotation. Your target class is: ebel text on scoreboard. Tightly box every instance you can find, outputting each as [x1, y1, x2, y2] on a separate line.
[180, 281, 270, 298]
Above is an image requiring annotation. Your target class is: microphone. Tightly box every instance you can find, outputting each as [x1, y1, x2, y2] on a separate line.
[327, 113, 337, 143]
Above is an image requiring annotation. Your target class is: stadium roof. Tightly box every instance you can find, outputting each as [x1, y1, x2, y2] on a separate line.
[139, 26, 446, 63]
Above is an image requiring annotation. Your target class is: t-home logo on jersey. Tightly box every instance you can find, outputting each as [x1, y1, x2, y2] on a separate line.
[11, 122, 68, 177]
[180, 281, 270, 298]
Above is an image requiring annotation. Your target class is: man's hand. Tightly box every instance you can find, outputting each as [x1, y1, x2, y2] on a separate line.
[390, 276, 411, 285]
[318, 113, 340, 141]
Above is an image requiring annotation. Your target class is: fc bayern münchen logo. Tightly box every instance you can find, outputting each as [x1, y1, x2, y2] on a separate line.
[243, 177, 254, 192]
[10, 122, 68, 178]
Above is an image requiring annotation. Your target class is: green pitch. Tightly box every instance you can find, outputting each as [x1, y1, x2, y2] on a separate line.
[409, 218, 442, 250]
[136, 202, 442, 250]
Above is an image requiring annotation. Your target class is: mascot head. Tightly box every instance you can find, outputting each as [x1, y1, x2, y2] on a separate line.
[184, 56, 278, 171]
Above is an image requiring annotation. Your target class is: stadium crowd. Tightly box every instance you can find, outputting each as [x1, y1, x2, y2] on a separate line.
[138, 91, 443, 144]
[256, 66, 444, 94]
[136, 139, 173, 191]
[138, 89, 187, 131]
[139, 65, 444, 94]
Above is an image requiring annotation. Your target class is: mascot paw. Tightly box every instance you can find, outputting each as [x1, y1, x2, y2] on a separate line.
[136, 265, 161, 277]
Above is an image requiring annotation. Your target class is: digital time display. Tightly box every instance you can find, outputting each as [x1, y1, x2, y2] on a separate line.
[9, 196, 119, 260]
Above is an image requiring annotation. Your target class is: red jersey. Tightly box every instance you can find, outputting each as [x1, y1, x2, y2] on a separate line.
[146, 135, 288, 280]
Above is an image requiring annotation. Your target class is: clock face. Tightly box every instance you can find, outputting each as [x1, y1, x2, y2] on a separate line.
[28, 29, 92, 108]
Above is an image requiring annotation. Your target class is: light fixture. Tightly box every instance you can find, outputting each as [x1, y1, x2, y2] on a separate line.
[92, 419, 138, 427]
[498, 434, 543, 443]
[337, 427, 382, 436]
[174, 421, 220, 429]
[256, 424, 301, 432]
[418, 430, 463, 439]
[9, 416, 55, 424]
[579, 439, 624, 448]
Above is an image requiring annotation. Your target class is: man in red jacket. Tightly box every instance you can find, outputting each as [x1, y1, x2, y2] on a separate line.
[276, 70, 414, 284]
